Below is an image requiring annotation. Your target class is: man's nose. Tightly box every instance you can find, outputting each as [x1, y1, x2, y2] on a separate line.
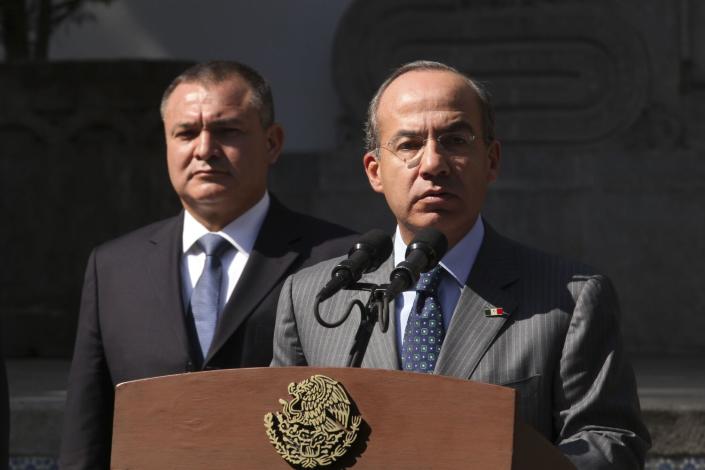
[417, 138, 450, 176]
[194, 131, 218, 160]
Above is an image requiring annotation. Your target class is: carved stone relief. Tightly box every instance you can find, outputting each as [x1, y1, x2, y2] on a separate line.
[333, 0, 649, 144]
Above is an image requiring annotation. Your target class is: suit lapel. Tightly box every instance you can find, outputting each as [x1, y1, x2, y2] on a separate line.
[435, 225, 520, 379]
[145, 214, 192, 357]
[360, 255, 400, 370]
[205, 199, 301, 363]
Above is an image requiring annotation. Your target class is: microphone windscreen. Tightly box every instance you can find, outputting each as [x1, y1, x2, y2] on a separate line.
[352, 229, 393, 272]
[406, 227, 448, 266]
[406, 227, 448, 259]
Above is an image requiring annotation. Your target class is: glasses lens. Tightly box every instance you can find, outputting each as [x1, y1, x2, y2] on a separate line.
[438, 132, 474, 154]
[389, 136, 424, 162]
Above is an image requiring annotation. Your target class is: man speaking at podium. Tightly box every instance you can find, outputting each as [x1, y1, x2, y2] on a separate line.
[272, 60, 650, 468]
[60, 61, 355, 469]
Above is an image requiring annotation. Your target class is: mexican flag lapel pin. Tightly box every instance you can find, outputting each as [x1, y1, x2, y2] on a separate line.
[484, 307, 507, 317]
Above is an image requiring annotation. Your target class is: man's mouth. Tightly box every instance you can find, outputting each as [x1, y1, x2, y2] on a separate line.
[192, 169, 229, 177]
[416, 189, 454, 203]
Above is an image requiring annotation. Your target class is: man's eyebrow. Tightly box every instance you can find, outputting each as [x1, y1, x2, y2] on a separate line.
[170, 121, 199, 135]
[170, 117, 246, 135]
[442, 121, 475, 134]
[388, 129, 422, 141]
[207, 117, 246, 128]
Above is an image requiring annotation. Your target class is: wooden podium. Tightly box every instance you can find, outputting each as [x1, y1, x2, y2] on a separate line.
[111, 367, 575, 469]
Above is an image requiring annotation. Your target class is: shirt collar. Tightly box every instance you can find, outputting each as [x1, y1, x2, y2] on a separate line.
[182, 191, 270, 255]
[393, 216, 485, 287]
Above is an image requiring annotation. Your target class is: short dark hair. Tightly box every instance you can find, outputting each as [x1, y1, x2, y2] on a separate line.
[364, 60, 495, 152]
[160, 60, 275, 128]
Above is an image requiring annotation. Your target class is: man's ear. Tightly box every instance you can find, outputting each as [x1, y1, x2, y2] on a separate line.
[486, 139, 501, 182]
[265, 123, 284, 164]
[363, 152, 384, 194]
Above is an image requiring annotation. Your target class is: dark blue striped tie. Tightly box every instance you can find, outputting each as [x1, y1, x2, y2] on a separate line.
[401, 265, 445, 373]
[191, 234, 232, 358]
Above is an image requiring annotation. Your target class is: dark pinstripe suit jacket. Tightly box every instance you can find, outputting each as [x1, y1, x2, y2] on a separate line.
[272, 224, 651, 469]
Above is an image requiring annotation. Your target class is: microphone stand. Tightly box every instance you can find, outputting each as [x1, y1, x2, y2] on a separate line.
[314, 282, 391, 368]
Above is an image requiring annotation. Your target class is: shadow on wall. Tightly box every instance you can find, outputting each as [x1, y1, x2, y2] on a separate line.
[0, 61, 185, 358]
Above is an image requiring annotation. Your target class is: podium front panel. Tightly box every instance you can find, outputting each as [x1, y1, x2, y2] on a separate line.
[111, 367, 517, 469]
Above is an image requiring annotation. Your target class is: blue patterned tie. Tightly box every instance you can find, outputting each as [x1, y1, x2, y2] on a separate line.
[190, 234, 232, 358]
[401, 265, 445, 373]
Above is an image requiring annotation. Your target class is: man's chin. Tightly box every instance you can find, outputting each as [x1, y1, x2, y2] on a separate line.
[188, 185, 233, 203]
[411, 207, 454, 222]
[180, 189, 233, 211]
[405, 212, 449, 233]
[406, 211, 472, 240]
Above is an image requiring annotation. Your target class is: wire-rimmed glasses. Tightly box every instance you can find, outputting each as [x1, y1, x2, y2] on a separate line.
[377, 131, 477, 168]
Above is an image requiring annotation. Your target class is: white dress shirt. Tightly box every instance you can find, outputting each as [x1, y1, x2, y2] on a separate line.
[394, 217, 485, 351]
[180, 192, 270, 312]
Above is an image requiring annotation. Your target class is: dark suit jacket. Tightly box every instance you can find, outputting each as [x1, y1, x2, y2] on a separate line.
[272, 224, 651, 469]
[60, 197, 357, 469]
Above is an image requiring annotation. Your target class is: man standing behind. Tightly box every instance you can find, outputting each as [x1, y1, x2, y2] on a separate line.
[272, 61, 650, 468]
[60, 61, 355, 469]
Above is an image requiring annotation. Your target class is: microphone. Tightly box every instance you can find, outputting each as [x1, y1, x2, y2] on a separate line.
[316, 229, 393, 302]
[384, 228, 448, 301]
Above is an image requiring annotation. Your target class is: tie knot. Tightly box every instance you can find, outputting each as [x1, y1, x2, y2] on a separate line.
[415, 265, 443, 293]
[197, 233, 231, 257]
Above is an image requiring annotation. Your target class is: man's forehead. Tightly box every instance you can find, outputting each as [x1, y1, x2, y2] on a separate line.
[377, 70, 481, 133]
[382, 70, 477, 107]
[166, 80, 253, 113]
[164, 81, 256, 127]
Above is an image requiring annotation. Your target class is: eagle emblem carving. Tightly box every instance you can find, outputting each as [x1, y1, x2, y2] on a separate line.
[264, 374, 362, 468]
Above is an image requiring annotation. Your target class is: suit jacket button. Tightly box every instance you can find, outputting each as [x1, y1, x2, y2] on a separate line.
[186, 361, 194, 371]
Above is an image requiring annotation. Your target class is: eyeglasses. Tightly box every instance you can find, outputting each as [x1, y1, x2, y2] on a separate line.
[377, 131, 477, 168]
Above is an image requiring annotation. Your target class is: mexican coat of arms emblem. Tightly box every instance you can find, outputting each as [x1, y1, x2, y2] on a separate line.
[264, 374, 362, 468]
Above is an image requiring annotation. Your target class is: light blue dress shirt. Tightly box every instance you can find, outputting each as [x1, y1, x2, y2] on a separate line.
[394, 217, 485, 355]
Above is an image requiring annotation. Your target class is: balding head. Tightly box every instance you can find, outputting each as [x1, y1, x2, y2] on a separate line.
[364, 60, 495, 153]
